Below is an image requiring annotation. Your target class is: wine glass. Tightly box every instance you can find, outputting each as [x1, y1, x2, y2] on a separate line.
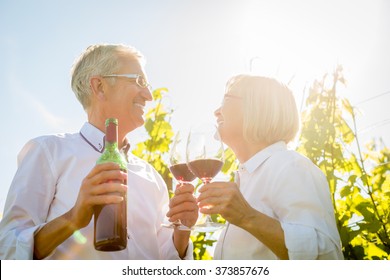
[162, 131, 196, 231]
[186, 123, 225, 232]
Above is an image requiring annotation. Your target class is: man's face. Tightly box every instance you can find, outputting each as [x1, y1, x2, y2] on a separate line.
[102, 55, 153, 134]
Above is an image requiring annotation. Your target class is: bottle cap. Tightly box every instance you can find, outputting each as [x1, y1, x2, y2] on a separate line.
[105, 118, 118, 126]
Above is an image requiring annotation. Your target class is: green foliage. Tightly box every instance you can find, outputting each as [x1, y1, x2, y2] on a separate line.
[132, 88, 174, 191]
[222, 147, 239, 181]
[191, 233, 216, 260]
[298, 65, 390, 259]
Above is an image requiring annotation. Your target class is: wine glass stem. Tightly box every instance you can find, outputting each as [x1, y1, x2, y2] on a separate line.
[202, 179, 211, 184]
[201, 179, 213, 224]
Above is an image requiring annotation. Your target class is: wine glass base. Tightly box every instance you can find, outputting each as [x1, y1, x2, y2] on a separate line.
[161, 223, 174, 229]
[161, 220, 192, 231]
[192, 222, 225, 233]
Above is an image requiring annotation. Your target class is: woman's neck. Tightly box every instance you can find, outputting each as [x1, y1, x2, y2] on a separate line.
[231, 141, 268, 163]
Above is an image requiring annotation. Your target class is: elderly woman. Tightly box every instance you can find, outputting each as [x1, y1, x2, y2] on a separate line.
[197, 74, 343, 260]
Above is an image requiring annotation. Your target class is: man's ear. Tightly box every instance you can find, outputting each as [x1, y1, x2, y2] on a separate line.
[90, 76, 105, 100]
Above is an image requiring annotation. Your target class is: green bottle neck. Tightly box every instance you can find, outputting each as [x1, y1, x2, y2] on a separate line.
[104, 140, 119, 151]
[104, 118, 119, 151]
[97, 118, 128, 169]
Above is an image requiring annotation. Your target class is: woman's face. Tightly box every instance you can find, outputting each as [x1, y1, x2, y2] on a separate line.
[214, 89, 245, 147]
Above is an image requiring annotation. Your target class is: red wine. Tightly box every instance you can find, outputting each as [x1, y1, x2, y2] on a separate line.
[170, 163, 196, 182]
[188, 159, 223, 182]
[94, 181, 127, 251]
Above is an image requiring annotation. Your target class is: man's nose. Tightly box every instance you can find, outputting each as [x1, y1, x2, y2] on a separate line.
[142, 87, 153, 101]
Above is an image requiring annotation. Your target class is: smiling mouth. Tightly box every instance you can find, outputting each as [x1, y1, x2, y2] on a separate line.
[217, 119, 224, 125]
[134, 103, 145, 110]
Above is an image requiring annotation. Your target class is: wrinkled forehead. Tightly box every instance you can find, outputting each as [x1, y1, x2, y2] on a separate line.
[117, 54, 145, 72]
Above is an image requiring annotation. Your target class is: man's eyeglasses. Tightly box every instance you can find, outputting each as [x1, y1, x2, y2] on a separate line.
[102, 74, 151, 89]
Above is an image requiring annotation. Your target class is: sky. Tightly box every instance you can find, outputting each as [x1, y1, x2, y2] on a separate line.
[0, 0, 389, 215]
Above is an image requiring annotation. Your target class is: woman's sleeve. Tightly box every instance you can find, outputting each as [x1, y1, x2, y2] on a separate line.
[272, 157, 342, 259]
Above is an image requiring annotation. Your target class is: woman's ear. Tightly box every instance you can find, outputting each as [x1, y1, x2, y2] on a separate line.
[90, 76, 105, 100]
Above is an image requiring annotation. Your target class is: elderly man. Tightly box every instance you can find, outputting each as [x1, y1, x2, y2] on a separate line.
[0, 44, 198, 259]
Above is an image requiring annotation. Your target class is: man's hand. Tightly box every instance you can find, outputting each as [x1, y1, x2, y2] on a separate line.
[166, 183, 198, 228]
[70, 162, 128, 229]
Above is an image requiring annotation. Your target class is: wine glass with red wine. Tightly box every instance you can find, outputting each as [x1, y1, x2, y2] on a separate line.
[186, 123, 225, 232]
[162, 131, 196, 231]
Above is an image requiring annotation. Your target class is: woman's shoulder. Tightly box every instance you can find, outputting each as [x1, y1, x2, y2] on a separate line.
[269, 148, 321, 173]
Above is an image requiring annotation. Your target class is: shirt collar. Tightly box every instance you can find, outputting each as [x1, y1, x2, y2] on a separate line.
[79, 122, 131, 155]
[80, 122, 105, 153]
[240, 141, 287, 173]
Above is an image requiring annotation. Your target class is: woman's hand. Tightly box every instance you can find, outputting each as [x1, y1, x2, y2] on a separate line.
[197, 181, 253, 226]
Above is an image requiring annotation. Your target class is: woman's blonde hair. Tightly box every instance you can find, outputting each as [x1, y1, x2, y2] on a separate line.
[70, 43, 144, 110]
[226, 74, 299, 145]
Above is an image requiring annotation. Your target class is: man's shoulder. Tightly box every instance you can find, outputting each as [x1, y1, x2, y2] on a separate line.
[17, 131, 83, 166]
[31, 131, 81, 146]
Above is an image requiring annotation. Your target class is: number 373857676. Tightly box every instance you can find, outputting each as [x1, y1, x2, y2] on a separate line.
[215, 266, 270, 276]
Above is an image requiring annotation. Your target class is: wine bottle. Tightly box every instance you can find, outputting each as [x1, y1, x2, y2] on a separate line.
[94, 118, 128, 251]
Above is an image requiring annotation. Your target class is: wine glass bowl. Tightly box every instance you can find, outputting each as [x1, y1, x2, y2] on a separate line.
[186, 123, 225, 232]
[169, 163, 197, 183]
[186, 158, 223, 184]
[169, 131, 196, 183]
